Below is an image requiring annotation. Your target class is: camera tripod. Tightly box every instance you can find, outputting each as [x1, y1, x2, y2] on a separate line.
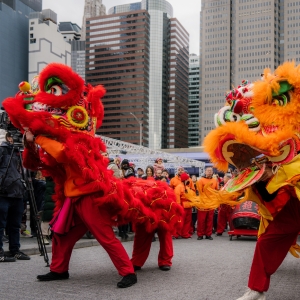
[18, 147, 50, 267]
[1, 144, 50, 266]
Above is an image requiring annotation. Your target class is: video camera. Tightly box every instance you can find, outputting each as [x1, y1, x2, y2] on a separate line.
[0, 108, 23, 146]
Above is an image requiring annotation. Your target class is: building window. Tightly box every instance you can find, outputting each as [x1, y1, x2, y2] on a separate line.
[30, 27, 33, 30]
[31, 22, 35, 25]
[30, 39, 36, 44]
[30, 34, 33, 38]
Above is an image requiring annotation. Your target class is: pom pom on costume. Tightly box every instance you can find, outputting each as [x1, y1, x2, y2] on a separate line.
[180, 172, 189, 182]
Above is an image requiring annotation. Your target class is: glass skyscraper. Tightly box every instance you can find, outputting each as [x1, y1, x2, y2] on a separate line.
[86, 0, 189, 149]
[85, 9, 151, 146]
[81, 0, 106, 41]
[0, 0, 42, 102]
[199, 0, 300, 143]
[188, 54, 200, 147]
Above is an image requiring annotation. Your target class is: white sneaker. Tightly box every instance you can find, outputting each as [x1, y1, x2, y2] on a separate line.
[42, 237, 50, 245]
[236, 288, 266, 300]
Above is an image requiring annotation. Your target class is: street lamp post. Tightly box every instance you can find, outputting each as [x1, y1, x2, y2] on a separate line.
[130, 112, 142, 146]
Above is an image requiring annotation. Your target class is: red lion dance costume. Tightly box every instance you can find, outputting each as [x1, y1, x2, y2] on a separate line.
[190, 62, 300, 300]
[3, 63, 183, 288]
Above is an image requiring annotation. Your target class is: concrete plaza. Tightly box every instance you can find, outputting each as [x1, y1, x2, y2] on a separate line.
[1, 234, 299, 300]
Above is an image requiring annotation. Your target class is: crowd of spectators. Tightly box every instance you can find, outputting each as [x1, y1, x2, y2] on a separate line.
[103, 152, 239, 241]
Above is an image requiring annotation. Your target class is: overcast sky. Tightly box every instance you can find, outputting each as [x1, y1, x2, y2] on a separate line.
[42, 0, 201, 54]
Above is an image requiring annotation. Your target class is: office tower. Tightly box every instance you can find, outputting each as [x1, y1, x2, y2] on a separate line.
[188, 54, 200, 147]
[57, 22, 85, 80]
[81, 0, 106, 41]
[71, 40, 86, 80]
[85, 9, 150, 146]
[0, 0, 42, 102]
[199, 0, 300, 143]
[59, 22, 81, 42]
[199, 0, 232, 143]
[167, 18, 189, 149]
[86, 0, 189, 149]
[28, 9, 71, 82]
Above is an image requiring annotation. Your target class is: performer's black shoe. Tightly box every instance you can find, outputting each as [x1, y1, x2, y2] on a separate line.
[197, 236, 203, 240]
[205, 236, 213, 240]
[134, 265, 141, 271]
[216, 233, 222, 236]
[37, 271, 69, 281]
[117, 273, 137, 288]
[159, 265, 171, 271]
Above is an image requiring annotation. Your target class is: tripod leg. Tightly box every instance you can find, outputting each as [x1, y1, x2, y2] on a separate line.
[28, 186, 50, 267]
[17, 146, 50, 266]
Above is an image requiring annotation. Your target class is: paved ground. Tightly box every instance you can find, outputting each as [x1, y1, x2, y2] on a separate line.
[1, 234, 300, 300]
[2, 231, 135, 256]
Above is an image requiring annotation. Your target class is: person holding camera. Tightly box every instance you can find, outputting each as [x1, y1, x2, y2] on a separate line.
[0, 132, 30, 262]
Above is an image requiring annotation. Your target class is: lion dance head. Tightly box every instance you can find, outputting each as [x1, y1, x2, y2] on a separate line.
[204, 61, 300, 191]
[3, 63, 106, 141]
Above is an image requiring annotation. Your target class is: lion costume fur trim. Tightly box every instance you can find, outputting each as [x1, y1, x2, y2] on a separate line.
[203, 122, 296, 172]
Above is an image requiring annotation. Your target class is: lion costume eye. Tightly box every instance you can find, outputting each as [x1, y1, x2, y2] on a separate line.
[271, 81, 293, 107]
[272, 92, 290, 107]
[50, 85, 63, 96]
[45, 76, 69, 95]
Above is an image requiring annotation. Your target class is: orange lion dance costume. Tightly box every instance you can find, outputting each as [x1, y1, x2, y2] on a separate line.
[199, 62, 300, 300]
[3, 63, 183, 288]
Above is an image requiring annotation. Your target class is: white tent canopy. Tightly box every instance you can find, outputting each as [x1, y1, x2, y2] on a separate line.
[98, 135, 206, 174]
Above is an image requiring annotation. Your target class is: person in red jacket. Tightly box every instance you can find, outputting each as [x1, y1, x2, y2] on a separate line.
[196, 167, 219, 240]
[174, 173, 194, 239]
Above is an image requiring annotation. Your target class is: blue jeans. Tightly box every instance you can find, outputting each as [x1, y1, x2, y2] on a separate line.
[0, 196, 24, 253]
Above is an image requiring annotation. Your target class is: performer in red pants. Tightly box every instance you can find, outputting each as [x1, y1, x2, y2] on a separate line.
[131, 224, 173, 271]
[180, 207, 192, 238]
[246, 190, 300, 291]
[25, 132, 137, 288]
[50, 199, 134, 277]
[197, 167, 219, 240]
[216, 173, 233, 236]
[197, 210, 214, 239]
[216, 204, 232, 235]
[237, 181, 300, 300]
[174, 172, 193, 239]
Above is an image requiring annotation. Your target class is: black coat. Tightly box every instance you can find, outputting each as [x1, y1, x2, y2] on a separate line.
[42, 178, 55, 222]
[0, 142, 25, 198]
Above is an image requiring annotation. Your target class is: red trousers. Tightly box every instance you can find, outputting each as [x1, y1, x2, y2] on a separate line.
[248, 196, 300, 292]
[217, 205, 231, 234]
[197, 210, 214, 237]
[131, 225, 173, 267]
[50, 197, 134, 276]
[181, 208, 192, 238]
